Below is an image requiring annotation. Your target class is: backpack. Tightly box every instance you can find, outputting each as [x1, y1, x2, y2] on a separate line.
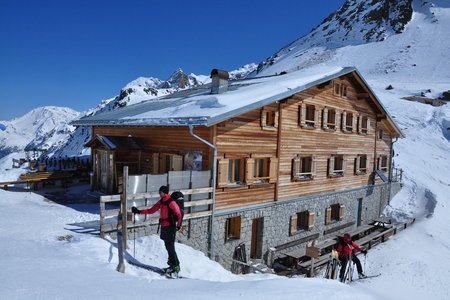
[161, 191, 184, 226]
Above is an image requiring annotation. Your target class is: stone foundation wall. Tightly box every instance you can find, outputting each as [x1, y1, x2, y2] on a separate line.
[125, 182, 402, 271]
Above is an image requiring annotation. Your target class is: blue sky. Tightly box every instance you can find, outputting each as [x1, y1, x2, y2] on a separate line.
[0, 0, 345, 120]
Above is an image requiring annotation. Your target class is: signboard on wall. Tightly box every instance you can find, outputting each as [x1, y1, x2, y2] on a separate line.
[184, 151, 202, 171]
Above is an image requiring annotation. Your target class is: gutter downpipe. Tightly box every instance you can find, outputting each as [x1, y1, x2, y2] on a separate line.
[388, 137, 399, 204]
[188, 125, 217, 261]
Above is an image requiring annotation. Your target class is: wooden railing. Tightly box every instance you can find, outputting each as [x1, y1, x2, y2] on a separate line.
[99, 181, 213, 237]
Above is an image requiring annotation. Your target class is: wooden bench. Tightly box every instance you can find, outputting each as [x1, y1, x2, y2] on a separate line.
[18, 171, 73, 190]
[1, 180, 34, 190]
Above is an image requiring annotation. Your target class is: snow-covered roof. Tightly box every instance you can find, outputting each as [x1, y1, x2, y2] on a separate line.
[71, 65, 403, 137]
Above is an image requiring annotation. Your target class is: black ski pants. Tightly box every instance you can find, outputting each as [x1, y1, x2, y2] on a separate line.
[339, 254, 363, 280]
[160, 226, 179, 267]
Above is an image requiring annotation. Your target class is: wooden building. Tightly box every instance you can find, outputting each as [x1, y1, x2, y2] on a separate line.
[72, 66, 404, 269]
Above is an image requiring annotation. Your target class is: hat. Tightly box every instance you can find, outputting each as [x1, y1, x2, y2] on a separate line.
[343, 233, 351, 241]
[159, 185, 169, 194]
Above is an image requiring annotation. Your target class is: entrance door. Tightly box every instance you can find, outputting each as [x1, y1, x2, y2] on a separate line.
[251, 218, 264, 259]
[356, 198, 363, 227]
[99, 150, 110, 193]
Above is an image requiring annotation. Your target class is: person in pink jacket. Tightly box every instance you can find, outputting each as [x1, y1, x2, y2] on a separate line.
[132, 185, 182, 276]
[337, 233, 367, 281]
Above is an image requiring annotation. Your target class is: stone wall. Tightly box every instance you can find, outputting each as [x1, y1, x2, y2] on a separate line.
[126, 182, 401, 271]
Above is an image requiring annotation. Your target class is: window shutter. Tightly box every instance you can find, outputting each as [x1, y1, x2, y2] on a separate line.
[299, 103, 306, 127]
[335, 109, 340, 130]
[172, 155, 183, 171]
[274, 110, 279, 128]
[246, 158, 255, 185]
[367, 155, 373, 171]
[290, 215, 298, 236]
[325, 207, 332, 225]
[260, 109, 267, 128]
[269, 157, 278, 183]
[328, 156, 335, 177]
[352, 115, 357, 133]
[339, 205, 345, 221]
[217, 158, 229, 188]
[366, 118, 371, 134]
[311, 156, 317, 178]
[314, 107, 320, 129]
[355, 156, 361, 174]
[235, 218, 241, 239]
[357, 116, 363, 134]
[342, 156, 347, 174]
[342, 111, 347, 132]
[322, 107, 328, 129]
[308, 212, 315, 230]
[152, 153, 159, 174]
[292, 157, 300, 179]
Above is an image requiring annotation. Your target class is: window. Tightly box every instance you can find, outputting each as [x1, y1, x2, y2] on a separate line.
[323, 107, 337, 130]
[292, 155, 316, 180]
[152, 153, 183, 174]
[246, 157, 278, 185]
[355, 155, 368, 175]
[261, 108, 278, 129]
[341, 85, 348, 98]
[228, 158, 244, 184]
[225, 216, 241, 241]
[325, 204, 345, 225]
[334, 82, 341, 96]
[290, 211, 315, 235]
[328, 155, 345, 177]
[299, 103, 318, 128]
[254, 158, 270, 179]
[333, 81, 348, 98]
[378, 155, 388, 172]
[342, 111, 354, 132]
[378, 129, 384, 140]
[359, 116, 369, 134]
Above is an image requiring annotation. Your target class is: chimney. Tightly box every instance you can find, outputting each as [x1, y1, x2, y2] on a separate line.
[210, 69, 229, 94]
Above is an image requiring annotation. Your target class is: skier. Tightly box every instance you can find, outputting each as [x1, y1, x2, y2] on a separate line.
[337, 233, 367, 281]
[132, 185, 182, 277]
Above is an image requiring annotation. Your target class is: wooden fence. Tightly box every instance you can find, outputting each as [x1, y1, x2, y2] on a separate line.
[99, 167, 213, 237]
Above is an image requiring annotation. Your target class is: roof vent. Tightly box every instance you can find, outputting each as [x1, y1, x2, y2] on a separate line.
[210, 69, 229, 94]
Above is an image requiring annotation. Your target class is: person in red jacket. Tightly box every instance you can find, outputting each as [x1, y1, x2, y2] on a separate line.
[132, 185, 182, 276]
[337, 233, 367, 281]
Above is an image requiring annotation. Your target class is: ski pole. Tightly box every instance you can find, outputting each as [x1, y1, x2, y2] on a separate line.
[364, 253, 367, 274]
[133, 212, 136, 258]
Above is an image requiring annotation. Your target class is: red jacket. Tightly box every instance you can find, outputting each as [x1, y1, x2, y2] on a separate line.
[337, 241, 362, 258]
[140, 194, 182, 227]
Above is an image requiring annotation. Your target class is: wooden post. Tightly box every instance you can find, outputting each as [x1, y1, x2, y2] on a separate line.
[116, 166, 128, 273]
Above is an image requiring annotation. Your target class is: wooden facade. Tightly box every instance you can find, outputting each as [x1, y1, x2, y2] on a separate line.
[88, 72, 400, 211]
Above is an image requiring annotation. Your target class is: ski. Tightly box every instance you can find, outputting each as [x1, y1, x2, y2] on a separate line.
[126, 258, 167, 275]
[353, 273, 381, 281]
[126, 256, 184, 279]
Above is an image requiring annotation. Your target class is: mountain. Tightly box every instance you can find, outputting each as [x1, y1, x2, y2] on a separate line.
[254, 0, 446, 78]
[50, 64, 257, 158]
[0, 106, 80, 160]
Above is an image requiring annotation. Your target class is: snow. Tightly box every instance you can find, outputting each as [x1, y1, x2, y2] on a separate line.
[0, 189, 374, 300]
[74, 65, 346, 125]
[1, 0, 450, 299]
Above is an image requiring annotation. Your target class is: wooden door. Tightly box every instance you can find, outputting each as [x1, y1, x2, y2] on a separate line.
[251, 218, 264, 259]
[100, 150, 108, 192]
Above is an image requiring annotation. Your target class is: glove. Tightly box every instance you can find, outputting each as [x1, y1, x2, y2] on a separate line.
[177, 224, 182, 231]
[131, 206, 141, 214]
[362, 250, 368, 255]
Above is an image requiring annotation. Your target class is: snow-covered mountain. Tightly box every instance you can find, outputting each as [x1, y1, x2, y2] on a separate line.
[1, 1, 450, 299]
[0, 106, 80, 160]
[50, 64, 257, 158]
[255, 0, 446, 78]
